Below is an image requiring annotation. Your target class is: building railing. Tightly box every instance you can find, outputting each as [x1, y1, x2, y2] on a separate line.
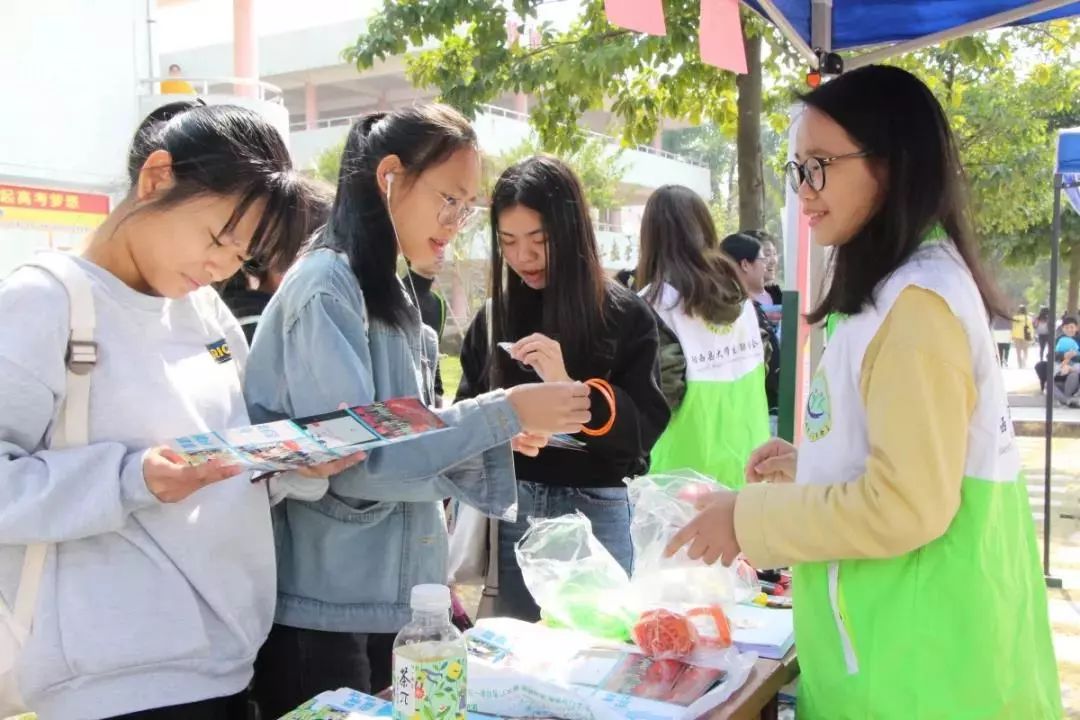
[479, 104, 706, 167]
[290, 104, 706, 167]
[138, 76, 285, 104]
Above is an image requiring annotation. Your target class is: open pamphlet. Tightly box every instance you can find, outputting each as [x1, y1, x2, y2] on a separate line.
[169, 397, 448, 472]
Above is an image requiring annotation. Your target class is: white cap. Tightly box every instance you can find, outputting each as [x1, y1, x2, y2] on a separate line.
[410, 584, 452, 612]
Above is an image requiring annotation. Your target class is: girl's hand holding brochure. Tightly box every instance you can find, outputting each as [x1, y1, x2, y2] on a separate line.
[143, 447, 244, 502]
[144, 447, 366, 503]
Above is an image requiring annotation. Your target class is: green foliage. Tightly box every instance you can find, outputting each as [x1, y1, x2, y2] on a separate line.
[344, 4, 1078, 302]
[308, 131, 626, 213]
[485, 135, 628, 211]
[310, 138, 346, 186]
[891, 23, 1080, 306]
[345, 0, 801, 154]
[667, 121, 787, 237]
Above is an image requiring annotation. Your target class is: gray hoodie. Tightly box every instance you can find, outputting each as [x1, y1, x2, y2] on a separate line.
[0, 255, 274, 719]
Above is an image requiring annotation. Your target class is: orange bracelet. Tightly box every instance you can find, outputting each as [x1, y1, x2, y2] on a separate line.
[580, 377, 616, 437]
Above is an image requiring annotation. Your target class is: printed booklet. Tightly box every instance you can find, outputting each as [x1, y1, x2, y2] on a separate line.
[169, 397, 448, 472]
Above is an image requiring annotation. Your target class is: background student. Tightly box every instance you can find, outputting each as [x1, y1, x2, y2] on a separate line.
[636, 184, 769, 488]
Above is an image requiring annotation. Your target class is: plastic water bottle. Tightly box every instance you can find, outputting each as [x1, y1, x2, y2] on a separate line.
[392, 584, 468, 720]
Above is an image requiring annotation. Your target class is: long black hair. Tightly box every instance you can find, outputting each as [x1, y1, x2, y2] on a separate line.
[488, 155, 607, 384]
[315, 105, 477, 328]
[637, 185, 744, 325]
[125, 101, 306, 274]
[218, 176, 334, 295]
[800, 65, 1006, 323]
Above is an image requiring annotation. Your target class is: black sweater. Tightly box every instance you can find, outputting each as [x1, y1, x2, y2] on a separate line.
[455, 283, 670, 488]
[404, 270, 447, 397]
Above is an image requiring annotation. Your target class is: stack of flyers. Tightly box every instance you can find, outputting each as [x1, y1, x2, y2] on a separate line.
[569, 648, 727, 707]
[169, 397, 448, 473]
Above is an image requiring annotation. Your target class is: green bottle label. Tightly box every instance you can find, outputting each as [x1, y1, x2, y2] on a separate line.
[392, 651, 467, 720]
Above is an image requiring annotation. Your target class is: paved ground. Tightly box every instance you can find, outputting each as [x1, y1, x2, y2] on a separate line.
[1004, 364, 1080, 437]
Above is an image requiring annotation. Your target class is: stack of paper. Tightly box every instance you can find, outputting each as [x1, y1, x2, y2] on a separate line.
[727, 604, 794, 660]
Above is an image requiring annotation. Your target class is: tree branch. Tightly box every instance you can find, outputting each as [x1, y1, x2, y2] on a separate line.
[516, 28, 634, 60]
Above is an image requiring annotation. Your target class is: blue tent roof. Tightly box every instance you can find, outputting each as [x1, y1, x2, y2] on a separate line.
[1061, 128, 1080, 175]
[1061, 128, 1080, 215]
[746, 1, 1080, 51]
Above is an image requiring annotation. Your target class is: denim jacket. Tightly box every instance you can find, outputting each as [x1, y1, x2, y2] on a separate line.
[243, 247, 520, 633]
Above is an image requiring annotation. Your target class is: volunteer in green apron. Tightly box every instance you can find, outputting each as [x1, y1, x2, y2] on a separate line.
[666, 65, 1060, 719]
[636, 185, 769, 488]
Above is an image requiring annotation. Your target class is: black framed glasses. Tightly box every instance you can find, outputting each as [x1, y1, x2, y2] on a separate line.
[785, 151, 870, 193]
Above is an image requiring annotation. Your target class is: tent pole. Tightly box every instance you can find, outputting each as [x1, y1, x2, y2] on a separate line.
[811, 0, 832, 52]
[845, 0, 1078, 69]
[802, 0, 831, 381]
[753, 0, 819, 66]
[1045, 173, 1062, 589]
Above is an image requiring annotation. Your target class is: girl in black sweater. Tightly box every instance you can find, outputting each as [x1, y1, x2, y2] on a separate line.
[456, 156, 669, 621]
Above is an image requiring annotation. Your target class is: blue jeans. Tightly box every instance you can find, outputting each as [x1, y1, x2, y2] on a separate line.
[494, 480, 633, 621]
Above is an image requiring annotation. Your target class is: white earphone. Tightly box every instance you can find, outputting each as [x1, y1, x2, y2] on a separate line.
[382, 170, 434, 404]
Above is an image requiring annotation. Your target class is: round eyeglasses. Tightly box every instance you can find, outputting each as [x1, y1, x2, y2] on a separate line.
[785, 151, 870, 193]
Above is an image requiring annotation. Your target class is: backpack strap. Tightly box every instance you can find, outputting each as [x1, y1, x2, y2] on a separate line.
[5, 253, 97, 642]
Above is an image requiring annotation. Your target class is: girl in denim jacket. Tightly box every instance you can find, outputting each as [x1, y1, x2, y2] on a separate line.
[243, 105, 592, 715]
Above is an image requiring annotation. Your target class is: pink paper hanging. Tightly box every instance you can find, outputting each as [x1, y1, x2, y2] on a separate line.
[604, 0, 667, 36]
[700, 0, 748, 74]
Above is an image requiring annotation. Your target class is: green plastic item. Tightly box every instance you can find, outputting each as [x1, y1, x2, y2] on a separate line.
[539, 575, 635, 642]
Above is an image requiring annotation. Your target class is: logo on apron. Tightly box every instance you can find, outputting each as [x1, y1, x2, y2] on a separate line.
[805, 369, 832, 441]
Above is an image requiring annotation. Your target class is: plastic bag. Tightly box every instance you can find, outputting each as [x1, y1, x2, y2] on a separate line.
[515, 513, 636, 641]
[625, 471, 760, 662]
[627, 471, 760, 608]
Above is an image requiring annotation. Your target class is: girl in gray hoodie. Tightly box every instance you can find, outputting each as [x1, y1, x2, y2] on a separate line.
[0, 102, 355, 719]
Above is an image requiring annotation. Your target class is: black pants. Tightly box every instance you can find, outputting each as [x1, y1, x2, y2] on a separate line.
[102, 693, 249, 720]
[998, 342, 1011, 365]
[250, 623, 396, 720]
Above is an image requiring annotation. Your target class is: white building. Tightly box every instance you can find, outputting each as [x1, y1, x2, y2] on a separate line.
[157, 0, 712, 269]
[0, 0, 710, 286]
[0, 0, 288, 277]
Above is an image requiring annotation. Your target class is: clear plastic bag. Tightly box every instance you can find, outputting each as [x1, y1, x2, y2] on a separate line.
[625, 471, 760, 662]
[514, 512, 636, 641]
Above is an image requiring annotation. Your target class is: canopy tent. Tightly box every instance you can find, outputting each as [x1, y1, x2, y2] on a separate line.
[745, 0, 1080, 69]
[1062, 128, 1080, 215]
